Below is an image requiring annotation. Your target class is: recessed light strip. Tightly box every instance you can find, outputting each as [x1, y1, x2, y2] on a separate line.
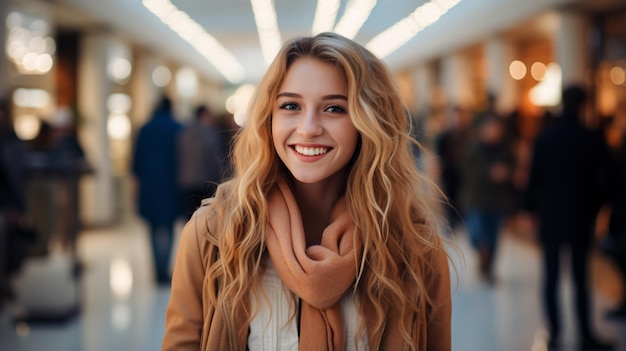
[366, 0, 463, 59]
[250, 0, 283, 66]
[312, 0, 340, 35]
[142, 0, 244, 83]
[333, 0, 377, 39]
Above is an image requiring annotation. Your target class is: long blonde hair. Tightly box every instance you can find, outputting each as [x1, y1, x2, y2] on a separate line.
[204, 32, 451, 347]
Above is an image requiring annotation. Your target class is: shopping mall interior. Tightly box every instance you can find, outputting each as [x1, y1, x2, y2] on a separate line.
[1, 0, 626, 350]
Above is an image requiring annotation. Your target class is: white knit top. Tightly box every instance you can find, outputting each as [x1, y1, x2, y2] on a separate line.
[248, 260, 368, 350]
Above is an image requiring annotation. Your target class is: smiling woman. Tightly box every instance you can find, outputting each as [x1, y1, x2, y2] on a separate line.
[272, 57, 359, 188]
[163, 32, 453, 351]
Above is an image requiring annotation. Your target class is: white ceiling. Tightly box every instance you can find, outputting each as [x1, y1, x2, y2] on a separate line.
[12, 0, 625, 86]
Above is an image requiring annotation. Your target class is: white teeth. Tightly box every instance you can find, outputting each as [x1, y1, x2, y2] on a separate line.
[294, 145, 329, 156]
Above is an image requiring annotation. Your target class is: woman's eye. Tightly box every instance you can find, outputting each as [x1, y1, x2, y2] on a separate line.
[279, 102, 299, 110]
[325, 105, 346, 113]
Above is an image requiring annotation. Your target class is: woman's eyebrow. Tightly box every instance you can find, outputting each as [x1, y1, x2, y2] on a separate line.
[276, 92, 347, 101]
[276, 92, 300, 99]
[322, 94, 347, 101]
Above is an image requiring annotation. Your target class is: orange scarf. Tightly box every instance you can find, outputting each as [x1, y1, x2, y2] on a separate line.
[265, 180, 362, 350]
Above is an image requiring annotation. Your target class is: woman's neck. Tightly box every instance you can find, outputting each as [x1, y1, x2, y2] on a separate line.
[290, 176, 347, 246]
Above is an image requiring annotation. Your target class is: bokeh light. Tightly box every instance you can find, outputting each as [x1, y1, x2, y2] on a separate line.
[509, 60, 526, 80]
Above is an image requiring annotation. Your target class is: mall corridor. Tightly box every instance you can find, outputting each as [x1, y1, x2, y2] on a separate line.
[1, 214, 625, 351]
[2, 0, 626, 350]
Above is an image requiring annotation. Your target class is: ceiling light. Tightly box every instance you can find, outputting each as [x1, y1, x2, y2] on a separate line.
[22, 52, 38, 71]
[13, 88, 50, 108]
[107, 113, 132, 140]
[609, 66, 625, 86]
[108, 57, 132, 84]
[7, 41, 27, 60]
[5, 12, 55, 75]
[509, 60, 526, 80]
[6, 12, 22, 29]
[28, 36, 46, 54]
[152, 65, 172, 87]
[143, 0, 244, 83]
[226, 84, 256, 126]
[35, 53, 53, 73]
[333, 0, 376, 39]
[176, 67, 199, 98]
[366, 0, 462, 59]
[14, 114, 41, 141]
[312, 0, 340, 35]
[44, 37, 56, 55]
[107, 93, 132, 114]
[530, 63, 561, 107]
[250, 0, 282, 65]
[530, 62, 547, 81]
[30, 19, 49, 35]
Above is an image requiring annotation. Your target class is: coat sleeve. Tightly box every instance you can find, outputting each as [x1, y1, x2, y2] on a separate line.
[425, 236, 452, 351]
[162, 215, 207, 350]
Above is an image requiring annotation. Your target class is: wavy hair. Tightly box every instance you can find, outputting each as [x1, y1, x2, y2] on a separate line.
[204, 32, 452, 348]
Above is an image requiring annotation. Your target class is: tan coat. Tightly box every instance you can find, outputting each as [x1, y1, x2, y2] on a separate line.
[162, 201, 452, 351]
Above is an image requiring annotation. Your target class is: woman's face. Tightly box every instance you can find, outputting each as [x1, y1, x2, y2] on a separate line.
[272, 57, 359, 185]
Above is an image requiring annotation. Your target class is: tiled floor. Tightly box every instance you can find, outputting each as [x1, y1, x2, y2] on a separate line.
[450, 229, 626, 351]
[1, 217, 625, 351]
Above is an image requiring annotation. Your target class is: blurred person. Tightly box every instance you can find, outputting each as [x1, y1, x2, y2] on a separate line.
[503, 109, 527, 189]
[50, 121, 87, 171]
[132, 96, 183, 285]
[460, 114, 516, 283]
[504, 108, 536, 237]
[435, 105, 473, 231]
[473, 92, 498, 128]
[601, 114, 626, 320]
[23, 120, 56, 257]
[48, 109, 90, 253]
[0, 97, 32, 302]
[215, 112, 240, 179]
[177, 104, 227, 219]
[525, 85, 616, 350]
[29, 119, 55, 154]
[163, 32, 452, 350]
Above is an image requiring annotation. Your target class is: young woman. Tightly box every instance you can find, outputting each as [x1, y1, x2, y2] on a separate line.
[162, 32, 452, 351]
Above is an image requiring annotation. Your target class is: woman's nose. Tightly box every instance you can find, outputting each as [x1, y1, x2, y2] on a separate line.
[297, 110, 323, 137]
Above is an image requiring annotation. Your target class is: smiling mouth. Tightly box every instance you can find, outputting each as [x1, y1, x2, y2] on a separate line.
[293, 145, 331, 156]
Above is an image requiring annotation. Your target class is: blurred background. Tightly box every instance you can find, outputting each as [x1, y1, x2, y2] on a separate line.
[1, 0, 626, 350]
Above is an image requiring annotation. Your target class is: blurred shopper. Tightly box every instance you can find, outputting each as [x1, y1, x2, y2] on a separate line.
[435, 105, 473, 231]
[23, 120, 55, 257]
[215, 112, 239, 179]
[473, 92, 498, 128]
[132, 96, 183, 285]
[602, 116, 626, 320]
[503, 109, 529, 196]
[49, 109, 90, 253]
[177, 105, 227, 219]
[460, 114, 516, 283]
[0, 98, 32, 302]
[525, 85, 615, 350]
